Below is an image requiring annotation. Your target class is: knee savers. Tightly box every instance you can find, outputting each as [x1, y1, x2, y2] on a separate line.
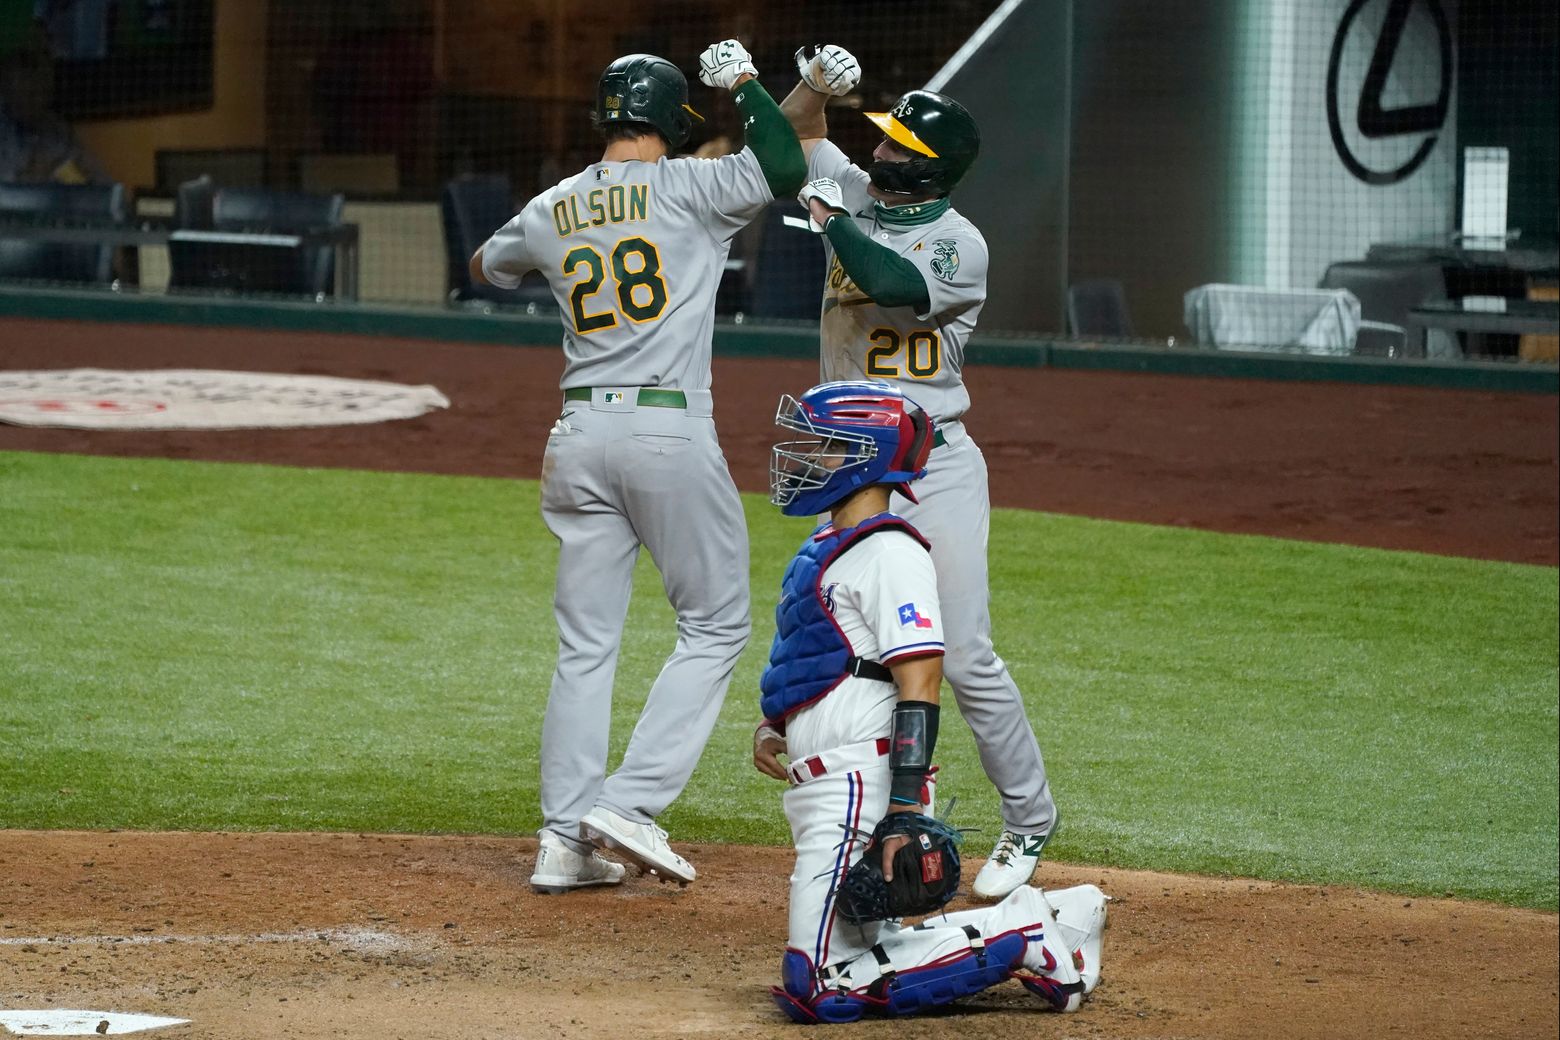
[771, 933, 1028, 1023]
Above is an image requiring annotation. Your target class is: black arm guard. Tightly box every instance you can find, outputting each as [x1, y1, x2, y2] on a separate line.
[889, 700, 939, 806]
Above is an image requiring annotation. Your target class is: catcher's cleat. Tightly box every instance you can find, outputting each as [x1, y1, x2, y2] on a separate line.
[580, 806, 697, 884]
[529, 831, 626, 895]
[1014, 970, 1085, 1013]
[971, 814, 1058, 901]
[1044, 884, 1110, 995]
[1006, 885, 1086, 1012]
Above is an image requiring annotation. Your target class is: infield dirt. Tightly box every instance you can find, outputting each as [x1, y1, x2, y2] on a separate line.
[1, 318, 1556, 1038]
[2, 832, 1556, 1040]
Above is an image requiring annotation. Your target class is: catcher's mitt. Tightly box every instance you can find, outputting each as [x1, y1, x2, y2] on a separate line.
[835, 811, 963, 924]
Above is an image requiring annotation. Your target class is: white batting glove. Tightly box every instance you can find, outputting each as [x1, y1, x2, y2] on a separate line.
[798, 177, 847, 232]
[795, 44, 861, 96]
[698, 39, 758, 91]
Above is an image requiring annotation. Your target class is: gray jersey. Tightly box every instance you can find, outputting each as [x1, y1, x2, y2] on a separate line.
[806, 142, 1057, 845]
[482, 148, 772, 390]
[808, 140, 988, 422]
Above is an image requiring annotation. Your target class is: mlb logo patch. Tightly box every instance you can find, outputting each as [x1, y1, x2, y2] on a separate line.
[898, 603, 934, 629]
[604, 391, 626, 404]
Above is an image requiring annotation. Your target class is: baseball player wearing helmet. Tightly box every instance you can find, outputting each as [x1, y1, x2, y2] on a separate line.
[780, 46, 1062, 900]
[472, 42, 805, 894]
[756, 381, 1107, 1023]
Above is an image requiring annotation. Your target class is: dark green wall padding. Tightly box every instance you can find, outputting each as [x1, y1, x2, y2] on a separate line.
[1, 286, 1554, 394]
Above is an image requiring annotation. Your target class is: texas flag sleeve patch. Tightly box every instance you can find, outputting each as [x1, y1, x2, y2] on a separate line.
[897, 602, 934, 629]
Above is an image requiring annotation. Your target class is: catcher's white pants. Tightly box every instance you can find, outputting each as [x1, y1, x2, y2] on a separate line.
[781, 728, 1080, 996]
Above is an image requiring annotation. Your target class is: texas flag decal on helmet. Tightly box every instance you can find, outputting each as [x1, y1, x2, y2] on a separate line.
[898, 603, 934, 629]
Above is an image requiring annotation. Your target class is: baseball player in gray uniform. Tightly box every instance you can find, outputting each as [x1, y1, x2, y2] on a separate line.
[779, 46, 1060, 900]
[471, 41, 804, 893]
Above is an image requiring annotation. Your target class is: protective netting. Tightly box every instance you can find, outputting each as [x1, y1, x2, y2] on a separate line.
[1, 0, 1554, 360]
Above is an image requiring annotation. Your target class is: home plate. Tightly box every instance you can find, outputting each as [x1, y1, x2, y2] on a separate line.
[0, 1010, 188, 1035]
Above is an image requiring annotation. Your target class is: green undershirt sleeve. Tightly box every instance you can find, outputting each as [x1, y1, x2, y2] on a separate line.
[733, 81, 806, 198]
[824, 216, 932, 311]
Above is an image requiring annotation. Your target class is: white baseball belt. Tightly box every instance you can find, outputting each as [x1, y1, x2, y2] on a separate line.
[787, 736, 891, 785]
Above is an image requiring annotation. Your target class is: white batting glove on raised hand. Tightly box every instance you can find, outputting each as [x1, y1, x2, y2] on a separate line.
[794, 44, 861, 96]
[698, 39, 758, 91]
[798, 177, 847, 232]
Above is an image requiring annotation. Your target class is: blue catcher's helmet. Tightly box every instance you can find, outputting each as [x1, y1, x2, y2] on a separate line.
[770, 381, 935, 517]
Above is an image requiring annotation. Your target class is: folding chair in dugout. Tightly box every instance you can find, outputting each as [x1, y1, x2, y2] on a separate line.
[0, 181, 127, 286]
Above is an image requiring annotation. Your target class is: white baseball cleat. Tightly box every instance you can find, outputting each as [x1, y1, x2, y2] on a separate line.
[530, 830, 627, 895]
[1043, 883, 1110, 994]
[1006, 886, 1085, 1012]
[580, 806, 697, 885]
[972, 817, 1058, 900]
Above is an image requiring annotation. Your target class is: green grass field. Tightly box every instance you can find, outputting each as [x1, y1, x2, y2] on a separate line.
[2, 450, 1555, 909]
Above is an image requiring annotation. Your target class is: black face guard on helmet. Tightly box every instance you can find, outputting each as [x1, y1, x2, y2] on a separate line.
[867, 156, 959, 197]
[863, 89, 980, 197]
[595, 53, 703, 149]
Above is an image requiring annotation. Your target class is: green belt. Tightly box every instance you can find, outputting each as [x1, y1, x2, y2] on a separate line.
[564, 387, 688, 408]
[933, 428, 947, 447]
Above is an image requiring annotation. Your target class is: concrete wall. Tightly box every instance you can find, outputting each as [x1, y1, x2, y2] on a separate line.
[935, 1, 1247, 339]
[934, 0, 1477, 339]
[932, 0, 1073, 335]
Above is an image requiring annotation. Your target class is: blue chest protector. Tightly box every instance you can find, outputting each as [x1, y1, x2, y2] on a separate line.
[759, 514, 929, 722]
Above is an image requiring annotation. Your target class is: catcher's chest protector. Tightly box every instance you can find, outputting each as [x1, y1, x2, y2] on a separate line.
[759, 515, 926, 720]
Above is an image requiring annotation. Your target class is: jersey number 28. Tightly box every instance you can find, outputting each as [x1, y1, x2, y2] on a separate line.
[867, 328, 942, 378]
[563, 237, 668, 333]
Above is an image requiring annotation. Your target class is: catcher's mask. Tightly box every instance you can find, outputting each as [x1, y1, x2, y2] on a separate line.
[595, 53, 703, 149]
[770, 381, 934, 518]
[865, 89, 980, 197]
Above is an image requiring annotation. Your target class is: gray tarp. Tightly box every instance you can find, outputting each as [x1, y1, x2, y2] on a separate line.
[1184, 284, 1361, 355]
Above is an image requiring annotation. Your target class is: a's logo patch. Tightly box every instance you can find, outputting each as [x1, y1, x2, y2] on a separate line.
[930, 240, 960, 282]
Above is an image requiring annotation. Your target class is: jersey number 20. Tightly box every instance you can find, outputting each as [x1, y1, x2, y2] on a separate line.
[867, 328, 941, 378]
[563, 237, 668, 333]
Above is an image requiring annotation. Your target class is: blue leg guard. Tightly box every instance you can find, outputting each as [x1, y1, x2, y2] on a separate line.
[881, 931, 1028, 1016]
[775, 933, 1029, 1023]
[770, 987, 821, 1024]
[774, 949, 876, 1024]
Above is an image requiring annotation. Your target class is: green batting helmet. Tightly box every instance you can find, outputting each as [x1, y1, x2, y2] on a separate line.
[595, 53, 704, 149]
[864, 90, 980, 196]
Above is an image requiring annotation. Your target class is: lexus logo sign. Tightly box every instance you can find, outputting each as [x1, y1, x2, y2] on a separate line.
[1326, 0, 1454, 185]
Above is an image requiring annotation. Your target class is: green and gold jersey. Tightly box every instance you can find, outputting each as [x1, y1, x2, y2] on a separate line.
[808, 140, 988, 423]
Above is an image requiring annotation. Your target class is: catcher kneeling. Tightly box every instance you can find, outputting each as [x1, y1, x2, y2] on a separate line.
[754, 381, 1108, 1024]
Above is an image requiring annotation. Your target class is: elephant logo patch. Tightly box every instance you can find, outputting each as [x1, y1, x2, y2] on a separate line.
[930, 239, 960, 282]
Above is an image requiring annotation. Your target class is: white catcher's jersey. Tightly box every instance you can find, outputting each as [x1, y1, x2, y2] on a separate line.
[808, 140, 988, 422]
[785, 525, 945, 761]
[482, 148, 773, 391]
